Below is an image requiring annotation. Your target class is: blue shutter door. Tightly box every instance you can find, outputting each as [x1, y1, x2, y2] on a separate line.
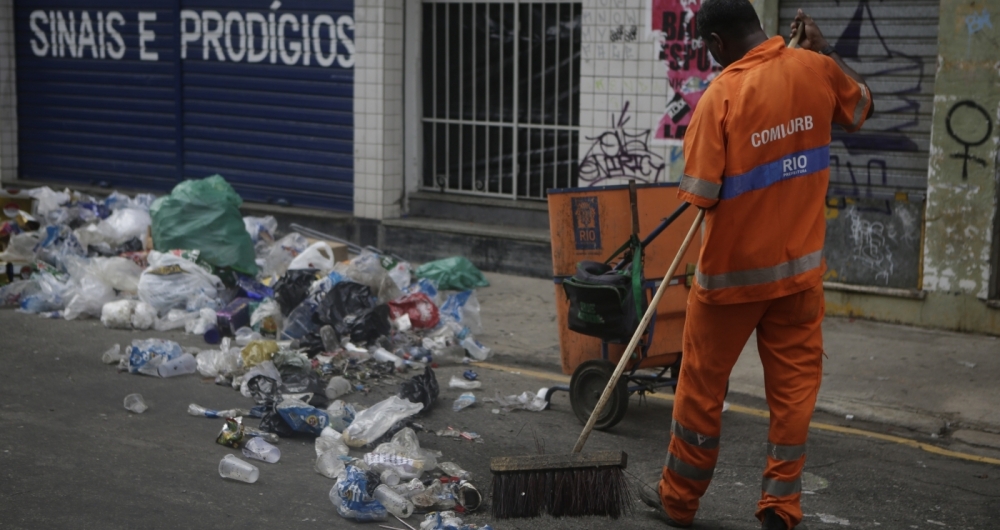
[15, 1, 355, 211]
[15, 2, 180, 192]
[179, 0, 355, 210]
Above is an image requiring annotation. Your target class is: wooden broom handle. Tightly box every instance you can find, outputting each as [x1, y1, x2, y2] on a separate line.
[572, 208, 705, 454]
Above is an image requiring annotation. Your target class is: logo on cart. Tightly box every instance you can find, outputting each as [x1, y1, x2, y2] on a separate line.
[572, 197, 602, 251]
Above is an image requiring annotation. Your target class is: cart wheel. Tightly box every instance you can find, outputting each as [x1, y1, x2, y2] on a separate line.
[570, 360, 629, 431]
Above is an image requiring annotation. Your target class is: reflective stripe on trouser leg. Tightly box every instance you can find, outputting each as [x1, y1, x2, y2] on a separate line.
[754, 283, 825, 528]
[662, 290, 768, 526]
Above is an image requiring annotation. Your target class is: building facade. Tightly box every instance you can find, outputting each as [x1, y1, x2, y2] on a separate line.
[1, 0, 998, 334]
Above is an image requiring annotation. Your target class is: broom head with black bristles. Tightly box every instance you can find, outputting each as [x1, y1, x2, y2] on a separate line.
[490, 450, 634, 519]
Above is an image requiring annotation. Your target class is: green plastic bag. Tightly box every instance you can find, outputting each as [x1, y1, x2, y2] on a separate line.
[415, 256, 490, 291]
[150, 176, 258, 275]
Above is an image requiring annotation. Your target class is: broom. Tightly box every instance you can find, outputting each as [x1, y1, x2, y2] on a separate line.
[490, 207, 706, 519]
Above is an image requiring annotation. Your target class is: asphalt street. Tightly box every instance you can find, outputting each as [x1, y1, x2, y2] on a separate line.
[1, 310, 998, 530]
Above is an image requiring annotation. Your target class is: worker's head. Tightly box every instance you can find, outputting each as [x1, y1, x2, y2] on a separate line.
[697, 0, 766, 67]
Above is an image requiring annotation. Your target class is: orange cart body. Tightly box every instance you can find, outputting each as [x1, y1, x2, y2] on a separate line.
[548, 183, 701, 375]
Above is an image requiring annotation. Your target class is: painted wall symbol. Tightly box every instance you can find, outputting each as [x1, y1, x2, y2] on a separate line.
[579, 102, 666, 186]
[572, 197, 602, 251]
[849, 208, 894, 284]
[945, 100, 992, 179]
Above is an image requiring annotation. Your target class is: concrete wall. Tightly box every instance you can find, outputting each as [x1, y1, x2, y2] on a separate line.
[0, 0, 16, 187]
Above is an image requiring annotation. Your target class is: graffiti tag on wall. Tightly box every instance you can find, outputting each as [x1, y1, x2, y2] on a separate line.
[945, 100, 992, 179]
[579, 102, 666, 186]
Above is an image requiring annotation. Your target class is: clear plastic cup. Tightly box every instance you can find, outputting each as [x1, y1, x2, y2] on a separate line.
[373, 484, 414, 518]
[242, 437, 281, 463]
[123, 393, 147, 413]
[156, 353, 197, 378]
[380, 468, 401, 486]
[218, 454, 259, 483]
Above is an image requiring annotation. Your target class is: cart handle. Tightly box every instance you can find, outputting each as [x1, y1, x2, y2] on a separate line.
[611, 202, 691, 272]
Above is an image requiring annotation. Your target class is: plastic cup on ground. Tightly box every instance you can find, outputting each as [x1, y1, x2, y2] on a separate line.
[123, 393, 147, 413]
[242, 437, 281, 463]
[380, 469, 401, 486]
[218, 454, 259, 483]
[373, 484, 414, 518]
[156, 353, 197, 378]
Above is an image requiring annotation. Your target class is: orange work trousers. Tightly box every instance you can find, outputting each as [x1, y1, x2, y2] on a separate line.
[659, 282, 825, 529]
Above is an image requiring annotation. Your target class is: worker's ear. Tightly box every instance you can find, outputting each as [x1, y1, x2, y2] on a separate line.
[706, 32, 725, 65]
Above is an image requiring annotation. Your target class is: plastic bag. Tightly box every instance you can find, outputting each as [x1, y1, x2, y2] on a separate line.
[89, 257, 143, 294]
[398, 366, 440, 410]
[127, 338, 183, 376]
[342, 396, 424, 448]
[34, 225, 87, 271]
[379, 255, 413, 291]
[365, 427, 440, 480]
[63, 274, 117, 320]
[241, 340, 280, 368]
[279, 297, 321, 340]
[276, 396, 330, 435]
[250, 298, 282, 335]
[484, 390, 548, 412]
[1, 280, 37, 307]
[26, 186, 70, 218]
[316, 450, 348, 479]
[342, 252, 403, 304]
[452, 393, 476, 412]
[101, 300, 137, 329]
[137, 251, 224, 315]
[131, 301, 157, 330]
[76, 208, 151, 250]
[195, 347, 241, 378]
[389, 293, 440, 330]
[19, 272, 72, 314]
[0, 231, 40, 262]
[150, 175, 258, 275]
[440, 290, 483, 335]
[273, 268, 319, 316]
[415, 257, 489, 291]
[326, 400, 357, 432]
[316, 281, 391, 344]
[331, 466, 388, 521]
[243, 216, 278, 244]
[154, 309, 198, 331]
[289, 241, 338, 272]
[260, 233, 309, 278]
[184, 308, 218, 335]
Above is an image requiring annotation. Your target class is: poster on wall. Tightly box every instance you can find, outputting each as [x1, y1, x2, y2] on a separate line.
[648, 0, 721, 145]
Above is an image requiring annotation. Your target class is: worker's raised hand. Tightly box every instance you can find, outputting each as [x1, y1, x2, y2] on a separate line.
[790, 9, 831, 53]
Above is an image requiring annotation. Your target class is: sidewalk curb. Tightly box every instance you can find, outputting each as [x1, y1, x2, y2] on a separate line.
[728, 383, 948, 435]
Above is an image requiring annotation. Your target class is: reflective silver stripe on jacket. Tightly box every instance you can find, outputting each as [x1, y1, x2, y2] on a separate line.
[696, 250, 822, 290]
[665, 452, 714, 481]
[672, 419, 720, 449]
[767, 442, 806, 461]
[761, 476, 802, 497]
[853, 84, 870, 129]
[679, 174, 721, 201]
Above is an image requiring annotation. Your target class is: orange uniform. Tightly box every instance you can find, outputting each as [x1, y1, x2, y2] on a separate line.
[659, 36, 872, 528]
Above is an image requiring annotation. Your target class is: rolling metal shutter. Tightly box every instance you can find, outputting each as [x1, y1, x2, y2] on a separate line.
[15, 3, 180, 192]
[778, 0, 939, 198]
[14, 1, 355, 211]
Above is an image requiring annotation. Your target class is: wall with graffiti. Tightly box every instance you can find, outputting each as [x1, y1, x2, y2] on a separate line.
[922, 0, 999, 301]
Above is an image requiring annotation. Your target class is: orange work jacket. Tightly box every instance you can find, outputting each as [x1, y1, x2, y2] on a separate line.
[678, 36, 872, 304]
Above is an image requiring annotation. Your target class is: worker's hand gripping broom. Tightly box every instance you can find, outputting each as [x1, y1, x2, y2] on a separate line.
[490, 208, 705, 519]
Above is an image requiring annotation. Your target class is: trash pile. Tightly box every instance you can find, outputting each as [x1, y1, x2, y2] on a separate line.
[0, 177, 510, 528]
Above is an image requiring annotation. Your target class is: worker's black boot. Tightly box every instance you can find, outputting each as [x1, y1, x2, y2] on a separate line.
[637, 481, 692, 528]
[761, 508, 788, 530]
[761, 508, 809, 530]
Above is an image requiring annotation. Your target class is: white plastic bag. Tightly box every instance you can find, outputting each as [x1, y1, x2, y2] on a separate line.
[243, 216, 278, 244]
[195, 347, 241, 378]
[184, 308, 218, 335]
[0, 232, 40, 262]
[26, 186, 71, 217]
[63, 274, 117, 320]
[288, 241, 338, 272]
[364, 427, 440, 480]
[101, 300, 137, 329]
[154, 309, 198, 331]
[137, 251, 223, 315]
[131, 301, 157, 330]
[342, 396, 423, 448]
[340, 251, 403, 304]
[260, 233, 309, 278]
[316, 426, 350, 457]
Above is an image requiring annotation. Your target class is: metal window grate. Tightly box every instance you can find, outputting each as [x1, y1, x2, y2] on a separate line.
[422, 1, 581, 200]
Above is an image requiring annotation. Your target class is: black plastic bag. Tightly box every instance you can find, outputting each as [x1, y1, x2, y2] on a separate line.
[347, 305, 392, 344]
[247, 374, 298, 437]
[274, 269, 319, 316]
[280, 371, 329, 409]
[315, 282, 391, 344]
[398, 366, 439, 410]
[293, 332, 326, 358]
[316, 281, 375, 328]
